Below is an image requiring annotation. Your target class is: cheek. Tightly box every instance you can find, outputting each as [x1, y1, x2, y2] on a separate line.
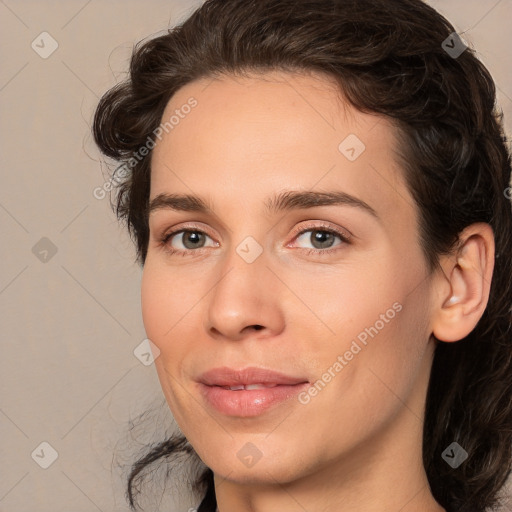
[140, 266, 163, 342]
[303, 253, 430, 405]
[141, 261, 205, 368]
[141, 263, 198, 423]
[332, 282, 430, 422]
[140, 262, 181, 350]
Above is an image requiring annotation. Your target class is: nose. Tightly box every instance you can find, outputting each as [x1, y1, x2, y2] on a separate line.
[204, 248, 285, 342]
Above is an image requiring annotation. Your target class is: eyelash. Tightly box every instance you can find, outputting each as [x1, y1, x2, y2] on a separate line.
[158, 221, 352, 258]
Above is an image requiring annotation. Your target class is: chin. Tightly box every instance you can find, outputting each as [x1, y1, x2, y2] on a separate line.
[198, 440, 310, 484]
[212, 459, 303, 486]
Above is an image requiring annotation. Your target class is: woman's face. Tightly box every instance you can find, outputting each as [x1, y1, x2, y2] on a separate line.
[142, 71, 437, 485]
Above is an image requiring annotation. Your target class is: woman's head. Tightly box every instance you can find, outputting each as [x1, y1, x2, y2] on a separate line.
[92, 0, 512, 511]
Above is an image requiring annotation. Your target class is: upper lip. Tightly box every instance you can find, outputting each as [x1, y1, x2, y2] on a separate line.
[198, 366, 309, 386]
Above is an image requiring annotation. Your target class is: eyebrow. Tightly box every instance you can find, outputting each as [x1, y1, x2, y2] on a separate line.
[148, 190, 379, 219]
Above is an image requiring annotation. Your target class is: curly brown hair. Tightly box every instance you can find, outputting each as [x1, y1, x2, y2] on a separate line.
[92, 0, 512, 510]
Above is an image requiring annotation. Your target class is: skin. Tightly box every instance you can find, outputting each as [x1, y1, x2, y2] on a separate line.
[141, 70, 494, 512]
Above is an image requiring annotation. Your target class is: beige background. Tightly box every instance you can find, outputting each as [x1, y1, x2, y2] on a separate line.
[0, 1, 511, 511]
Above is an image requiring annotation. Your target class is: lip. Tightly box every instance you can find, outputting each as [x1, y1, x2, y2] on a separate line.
[198, 366, 308, 387]
[197, 366, 310, 417]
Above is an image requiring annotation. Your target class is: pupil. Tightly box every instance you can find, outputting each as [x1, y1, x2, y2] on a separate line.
[184, 232, 203, 249]
[313, 231, 333, 248]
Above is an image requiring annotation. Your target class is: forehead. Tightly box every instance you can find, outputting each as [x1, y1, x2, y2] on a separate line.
[150, 70, 413, 225]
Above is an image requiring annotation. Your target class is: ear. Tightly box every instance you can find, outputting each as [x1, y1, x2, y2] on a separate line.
[431, 223, 495, 343]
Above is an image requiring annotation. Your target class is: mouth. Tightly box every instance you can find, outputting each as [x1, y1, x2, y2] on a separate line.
[197, 366, 309, 417]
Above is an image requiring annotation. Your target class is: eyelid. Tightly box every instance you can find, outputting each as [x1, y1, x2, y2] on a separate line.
[161, 220, 352, 240]
[287, 220, 353, 245]
[161, 221, 213, 238]
[160, 222, 218, 247]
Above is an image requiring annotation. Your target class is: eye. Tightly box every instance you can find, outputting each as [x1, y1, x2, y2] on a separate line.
[158, 221, 351, 257]
[289, 222, 352, 256]
[158, 223, 218, 257]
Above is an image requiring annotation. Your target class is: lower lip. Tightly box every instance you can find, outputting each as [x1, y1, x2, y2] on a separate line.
[199, 383, 310, 417]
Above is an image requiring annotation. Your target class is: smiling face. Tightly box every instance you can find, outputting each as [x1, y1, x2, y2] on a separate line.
[141, 70, 438, 489]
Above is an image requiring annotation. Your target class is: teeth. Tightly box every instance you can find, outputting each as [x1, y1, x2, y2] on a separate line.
[222, 383, 279, 390]
[245, 383, 277, 390]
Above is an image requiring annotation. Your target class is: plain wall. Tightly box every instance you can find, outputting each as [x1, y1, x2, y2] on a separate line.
[1, 1, 511, 511]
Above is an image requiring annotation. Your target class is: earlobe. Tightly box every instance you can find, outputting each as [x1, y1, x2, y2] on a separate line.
[431, 223, 495, 343]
